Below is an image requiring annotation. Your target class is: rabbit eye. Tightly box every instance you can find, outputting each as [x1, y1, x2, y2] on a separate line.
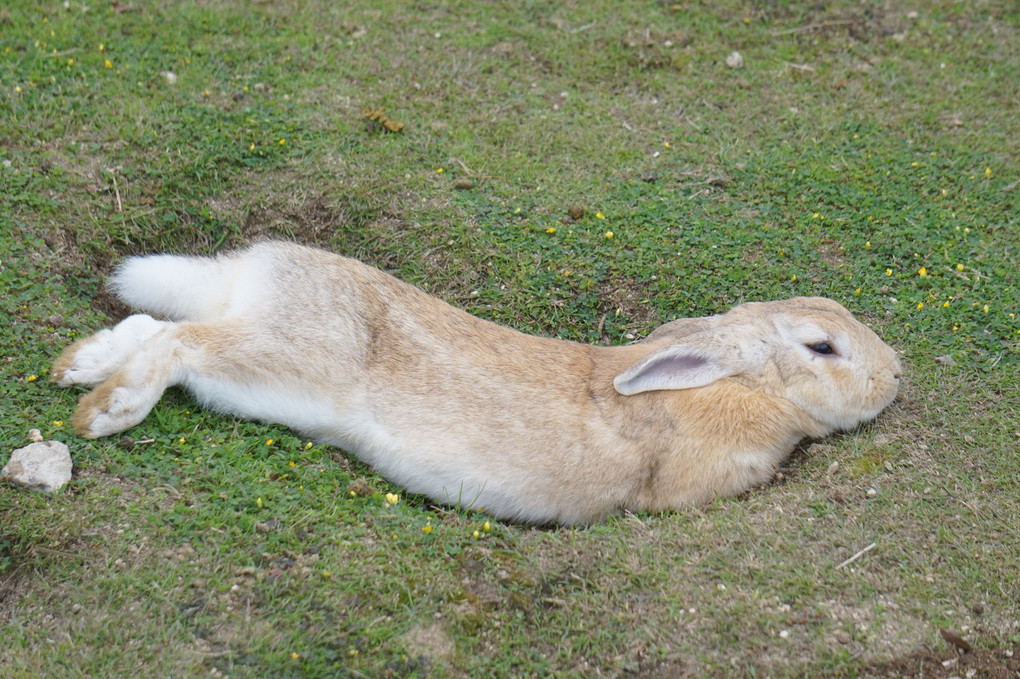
[807, 342, 835, 355]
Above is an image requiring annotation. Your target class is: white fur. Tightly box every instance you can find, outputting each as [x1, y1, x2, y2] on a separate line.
[53, 314, 167, 387]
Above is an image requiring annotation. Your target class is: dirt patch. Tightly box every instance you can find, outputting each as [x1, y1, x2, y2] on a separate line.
[401, 622, 454, 665]
[864, 643, 1020, 678]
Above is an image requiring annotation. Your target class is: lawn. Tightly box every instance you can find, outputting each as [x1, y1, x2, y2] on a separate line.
[1, 1, 1017, 676]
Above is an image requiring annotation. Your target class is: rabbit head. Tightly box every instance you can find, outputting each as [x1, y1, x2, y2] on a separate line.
[613, 296, 902, 436]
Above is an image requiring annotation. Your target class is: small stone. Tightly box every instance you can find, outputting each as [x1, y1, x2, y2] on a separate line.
[2, 441, 72, 492]
[453, 178, 474, 190]
[27, 429, 43, 443]
[826, 461, 840, 475]
[161, 71, 178, 85]
[834, 630, 851, 644]
[567, 205, 585, 220]
[725, 51, 744, 68]
[866, 487, 878, 497]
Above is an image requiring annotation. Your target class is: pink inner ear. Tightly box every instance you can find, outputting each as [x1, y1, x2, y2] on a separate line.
[616, 349, 728, 395]
[651, 354, 710, 377]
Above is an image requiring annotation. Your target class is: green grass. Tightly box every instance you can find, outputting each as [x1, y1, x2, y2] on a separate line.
[1, 1, 1018, 676]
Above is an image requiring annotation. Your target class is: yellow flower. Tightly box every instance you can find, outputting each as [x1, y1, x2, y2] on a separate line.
[983, 304, 989, 313]
[26, 375, 37, 382]
[812, 212, 820, 219]
[179, 437, 186, 444]
[956, 263, 964, 271]
[595, 212, 605, 219]
[942, 301, 949, 308]
[321, 570, 331, 578]
[305, 441, 313, 449]
[249, 142, 255, 151]
[53, 420, 63, 427]
[664, 141, 671, 149]
[266, 438, 274, 446]
[604, 231, 614, 239]
[865, 241, 871, 249]
[483, 521, 491, 531]
[290, 652, 300, 660]
[855, 288, 861, 295]
[918, 267, 927, 277]
[385, 492, 400, 505]
[288, 460, 296, 467]
[422, 524, 433, 534]
[985, 167, 991, 177]
[278, 138, 286, 145]
[67, 58, 74, 67]
[104, 59, 112, 69]
[472, 530, 480, 539]
[791, 275, 797, 282]
[916, 302, 924, 310]
[545, 227, 556, 234]
[885, 269, 892, 276]
[436, 167, 444, 174]
[256, 497, 263, 508]
[98, 43, 105, 52]
[349, 490, 357, 497]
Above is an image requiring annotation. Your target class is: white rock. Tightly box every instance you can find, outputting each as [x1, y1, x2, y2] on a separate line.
[2, 441, 72, 492]
[161, 71, 178, 85]
[725, 51, 744, 68]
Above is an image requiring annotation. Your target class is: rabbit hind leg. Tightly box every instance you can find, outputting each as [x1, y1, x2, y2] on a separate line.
[70, 321, 257, 439]
[52, 314, 169, 387]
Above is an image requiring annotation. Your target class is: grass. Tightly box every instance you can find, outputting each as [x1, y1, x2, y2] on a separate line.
[1, 0, 1018, 676]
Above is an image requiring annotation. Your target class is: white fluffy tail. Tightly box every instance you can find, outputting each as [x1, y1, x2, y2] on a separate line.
[111, 252, 254, 321]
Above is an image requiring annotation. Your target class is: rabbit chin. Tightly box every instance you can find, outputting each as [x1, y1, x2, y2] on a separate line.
[796, 387, 897, 434]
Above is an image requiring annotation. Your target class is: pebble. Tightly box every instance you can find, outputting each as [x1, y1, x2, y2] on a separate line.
[2, 441, 72, 492]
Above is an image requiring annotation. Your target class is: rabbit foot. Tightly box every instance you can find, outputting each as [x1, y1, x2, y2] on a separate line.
[52, 315, 165, 387]
[71, 374, 157, 438]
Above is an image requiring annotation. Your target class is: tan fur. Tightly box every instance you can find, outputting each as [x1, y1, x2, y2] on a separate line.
[52, 241, 902, 524]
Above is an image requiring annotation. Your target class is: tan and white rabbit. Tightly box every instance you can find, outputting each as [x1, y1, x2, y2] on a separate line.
[53, 241, 902, 524]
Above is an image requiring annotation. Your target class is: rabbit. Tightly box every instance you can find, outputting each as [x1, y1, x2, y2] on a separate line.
[52, 240, 902, 524]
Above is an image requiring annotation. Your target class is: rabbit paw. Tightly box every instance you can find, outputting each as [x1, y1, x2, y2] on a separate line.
[52, 315, 164, 387]
[71, 375, 155, 438]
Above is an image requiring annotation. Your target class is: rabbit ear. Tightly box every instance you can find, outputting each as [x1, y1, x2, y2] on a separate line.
[613, 344, 734, 396]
